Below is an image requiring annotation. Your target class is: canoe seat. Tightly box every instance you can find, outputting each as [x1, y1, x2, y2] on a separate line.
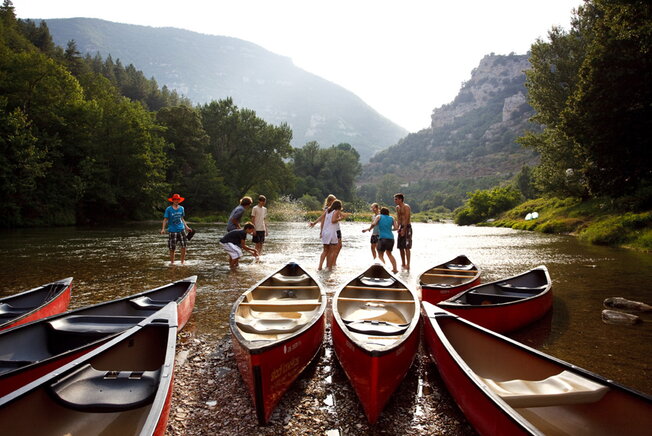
[359, 276, 396, 287]
[496, 283, 547, 295]
[236, 317, 304, 334]
[47, 315, 146, 334]
[446, 263, 474, 270]
[0, 303, 29, 316]
[270, 273, 311, 285]
[344, 320, 409, 336]
[130, 296, 170, 310]
[49, 363, 161, 411]
[480, 370, 609, 408]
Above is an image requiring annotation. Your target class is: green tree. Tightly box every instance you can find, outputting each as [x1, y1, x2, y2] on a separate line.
[156, 105, 230, 211]
[200, 98, 294, 199]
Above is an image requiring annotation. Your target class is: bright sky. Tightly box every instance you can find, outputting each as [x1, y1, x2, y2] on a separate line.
[15, 0, 580, 132]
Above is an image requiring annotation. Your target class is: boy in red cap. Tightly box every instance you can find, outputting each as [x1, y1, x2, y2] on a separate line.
[161, 193, 192, 265]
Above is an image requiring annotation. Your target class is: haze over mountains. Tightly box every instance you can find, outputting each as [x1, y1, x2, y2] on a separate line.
[41, 18, 408, 162]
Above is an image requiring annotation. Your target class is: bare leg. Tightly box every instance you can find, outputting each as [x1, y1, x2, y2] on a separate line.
[405, 249, 411, 270]
[318, 245, 329, 271]
[370, 243, 377, 260]
[180, 248, 186, 265]
[333, 238, 342, 266]
[255, 243, 263, 255]
[169, 250, 175, 265]
[399, 249, 407, 269]
[386, 251, 398, 273]
[327, 245, 337, 269]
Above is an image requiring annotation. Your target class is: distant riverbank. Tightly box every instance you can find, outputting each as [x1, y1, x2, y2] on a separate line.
[484, 197, 652, 252]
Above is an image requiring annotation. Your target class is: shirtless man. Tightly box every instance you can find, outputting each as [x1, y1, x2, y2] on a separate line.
[394, 193, 412, 270]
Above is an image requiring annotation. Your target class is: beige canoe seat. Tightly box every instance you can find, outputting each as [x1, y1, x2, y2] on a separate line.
[359, 276, 396, 287]
[236, 317, 306, 335]
[270, 273, 311, 284]
[480, 370, 609, 408]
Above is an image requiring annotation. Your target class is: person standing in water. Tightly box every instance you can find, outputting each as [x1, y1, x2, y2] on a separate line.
[366, 206, 398, 273]
[318, 199, 344, 271]
[361, 203, 380, 260]
[394, 193, 412, 271]
[310, 194, 336, 270]
[161, 193, 192, 265]
[251, 195, 268, 255]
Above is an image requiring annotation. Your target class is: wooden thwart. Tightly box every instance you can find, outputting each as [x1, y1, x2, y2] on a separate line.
[338, 297, 415, 304]
[423, 273, 476, 279]
[429, 268, 478, 273]
[345, 285, 406, 292]
[255, 285, 320, 290]
[240, 300, 321, 307]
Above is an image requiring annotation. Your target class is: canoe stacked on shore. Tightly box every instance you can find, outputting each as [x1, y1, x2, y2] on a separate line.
[0, 278, 73, 331]
[331, 264, 420, 424]
[0, 276, 197, 397]
[419, 255, 481, 304]
[422, 302, 652, 435]
[437, 266, 552, 333]
[0, 303, 179, 436]
[230, 262, 327, 424]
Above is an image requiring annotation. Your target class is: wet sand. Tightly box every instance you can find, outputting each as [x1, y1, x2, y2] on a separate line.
[166, 326, 475, 436]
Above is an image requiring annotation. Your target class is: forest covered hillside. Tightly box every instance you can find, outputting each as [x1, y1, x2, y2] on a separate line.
[358, 53, 539, 211]
[39, 17, 407, 162]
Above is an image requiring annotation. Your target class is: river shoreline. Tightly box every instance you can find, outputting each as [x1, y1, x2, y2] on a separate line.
[166, 327, 475, 436]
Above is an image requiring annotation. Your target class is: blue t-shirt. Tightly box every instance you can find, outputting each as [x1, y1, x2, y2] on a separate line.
[377, 214, 394, 240]
[164, 206, 185, 233]
[227, 205, 245, 231]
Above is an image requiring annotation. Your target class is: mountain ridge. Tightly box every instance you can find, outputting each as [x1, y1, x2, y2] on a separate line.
[39, 17, 408, 161]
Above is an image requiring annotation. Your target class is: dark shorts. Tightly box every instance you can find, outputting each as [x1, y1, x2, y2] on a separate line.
[252, 231, 266, 243]
[397, 224, 412, 250]
[336, 230, 342, 239]
[370, 234, 379, 244]
[377, 238, 394, 252]
[168, 231, 187, 250]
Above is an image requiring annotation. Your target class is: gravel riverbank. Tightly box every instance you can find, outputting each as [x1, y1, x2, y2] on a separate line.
[166, 327, 475, 435]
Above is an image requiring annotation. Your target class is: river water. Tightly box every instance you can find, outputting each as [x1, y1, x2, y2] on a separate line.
[2, 221, 651, 398]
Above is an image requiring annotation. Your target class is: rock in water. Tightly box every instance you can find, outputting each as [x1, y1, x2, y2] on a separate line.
[604, 297, 652, 312]
[601, 309, 641, 325]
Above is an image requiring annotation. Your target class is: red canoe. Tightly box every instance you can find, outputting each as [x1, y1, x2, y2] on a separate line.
[0, 302, 179, 436]
[419, 255, 481, 304]
[0, 276, 196, 397]
[0, 278, 72, 331]
[331, 264, 420, 424]
[437, 266, 551, 333]
[230, 262, 326, 424]
[422, 302, 652, 436]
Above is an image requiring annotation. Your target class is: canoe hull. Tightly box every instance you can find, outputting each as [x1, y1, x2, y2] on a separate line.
[0, 276, 196, 397]
[423, 303, 652, 436]
[0, 278, 73, 331]
[443, 291, 552, 333]
[331, 311, 419, 424]
[419, 255, 481, 305]
[438, 266, 552, 333]
[421, 277, 480, 304]
[422, 308, 530, 435]
[232, 314, 325, 424]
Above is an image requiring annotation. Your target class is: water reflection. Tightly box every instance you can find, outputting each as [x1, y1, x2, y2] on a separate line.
[1, 221, 651, 395]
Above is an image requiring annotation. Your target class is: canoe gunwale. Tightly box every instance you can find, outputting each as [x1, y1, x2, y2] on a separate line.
[0, 278, 73, 330]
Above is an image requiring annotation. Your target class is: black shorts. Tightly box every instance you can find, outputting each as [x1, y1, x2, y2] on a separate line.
[252, 231, 266, 243]
[377, 238, 394, 252]
[336, 230, 342, 239]
[397, 225, 412, 250]
[370, 235, 379, 244]
[168, 231, 187, 250]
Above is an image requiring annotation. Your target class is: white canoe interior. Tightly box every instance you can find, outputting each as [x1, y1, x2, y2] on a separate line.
[234, 271, 323, 341]
[336, 267, 417, 351]
[439, 316, 652, 435]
